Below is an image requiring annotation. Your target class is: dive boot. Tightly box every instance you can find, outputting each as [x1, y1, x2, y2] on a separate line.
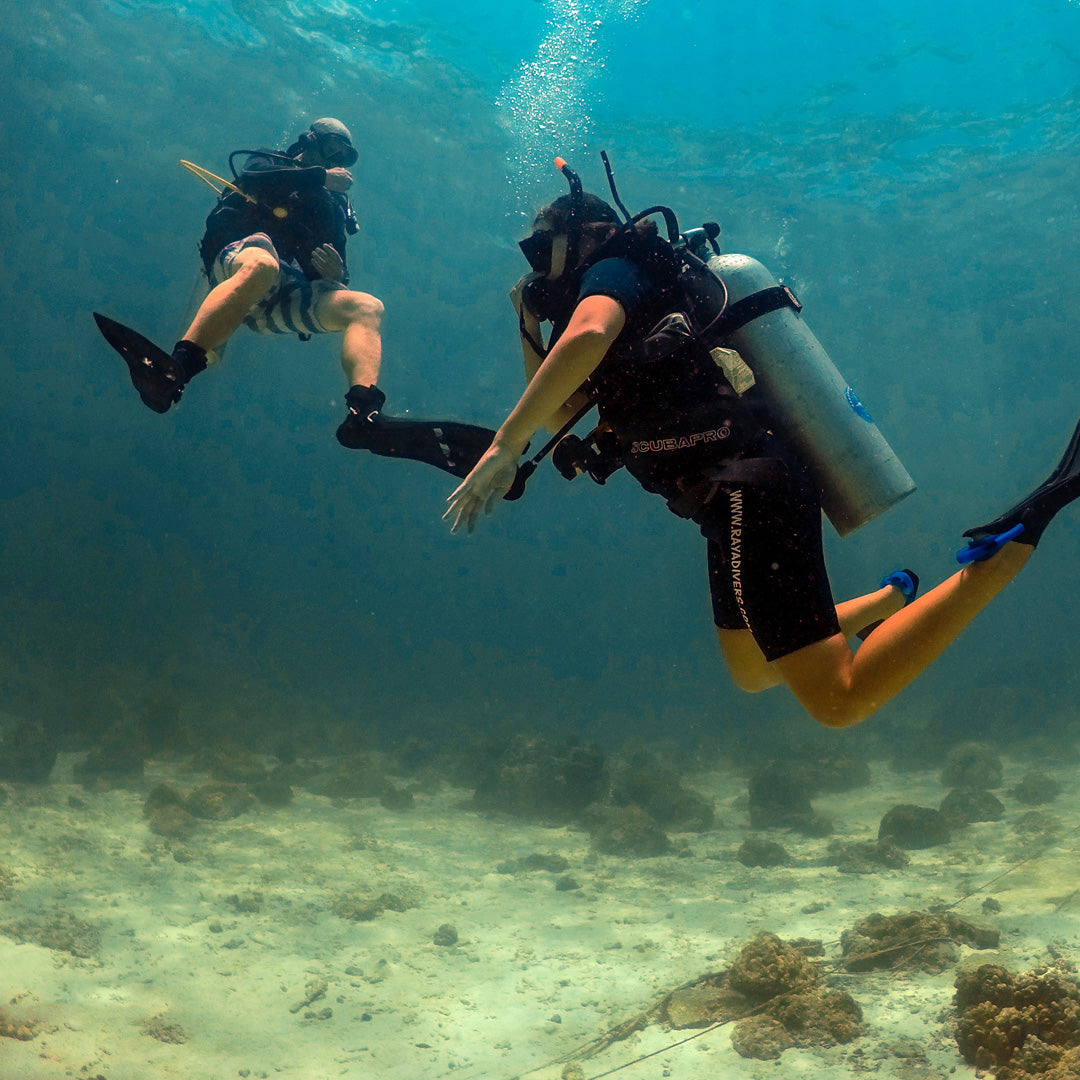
[336, 384, 388, 448]
[958, 414, 1080, 563]
[856, 569, 919, 641]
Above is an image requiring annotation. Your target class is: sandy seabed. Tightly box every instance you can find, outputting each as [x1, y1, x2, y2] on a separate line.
[1, 750, 1078, 1080]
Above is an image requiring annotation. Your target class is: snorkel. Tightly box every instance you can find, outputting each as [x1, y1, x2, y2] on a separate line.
[554, 156, 584, 275]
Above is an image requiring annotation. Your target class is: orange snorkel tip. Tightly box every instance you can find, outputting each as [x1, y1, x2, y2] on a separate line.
[554, 156, 583, 203]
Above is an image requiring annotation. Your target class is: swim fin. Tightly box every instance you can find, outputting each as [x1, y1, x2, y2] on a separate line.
[94, 313, 186, 414]
[338, 411, 528, 500]
[958, 414, 1080, 562]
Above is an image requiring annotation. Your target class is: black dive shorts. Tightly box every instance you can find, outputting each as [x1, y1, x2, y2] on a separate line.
[696, 447, 840, 662]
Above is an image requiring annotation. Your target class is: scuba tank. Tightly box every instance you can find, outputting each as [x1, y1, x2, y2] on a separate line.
[702, 252, 915, 536]
[596, 151, 916, 536]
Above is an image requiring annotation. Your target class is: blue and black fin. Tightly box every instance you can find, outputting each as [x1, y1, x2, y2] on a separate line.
[958, 415, 1080, 563]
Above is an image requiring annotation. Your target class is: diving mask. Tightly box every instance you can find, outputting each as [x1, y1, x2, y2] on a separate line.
[318, 134, 358, 168]
[518, 230, 554, 275]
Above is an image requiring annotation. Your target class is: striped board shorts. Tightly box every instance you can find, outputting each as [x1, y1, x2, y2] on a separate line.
[210, 232, 345, 336]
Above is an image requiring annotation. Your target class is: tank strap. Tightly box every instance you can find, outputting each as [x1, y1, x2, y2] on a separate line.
[712, 285, 802, 339]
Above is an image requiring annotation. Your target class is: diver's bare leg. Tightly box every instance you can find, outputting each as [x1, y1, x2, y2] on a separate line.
[316, 289, 385, 387]
[773, 542, 1030, 727]
[183, 247, 279, 354]
[718, 581, 908, 693]
[836, 583, 907, 638]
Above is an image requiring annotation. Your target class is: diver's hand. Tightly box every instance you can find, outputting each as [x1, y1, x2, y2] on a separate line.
[444, 441, 522, 534]
[509, 270, 543, 315]
[324, 167, 354, 193]
[310, 244, 345, 282]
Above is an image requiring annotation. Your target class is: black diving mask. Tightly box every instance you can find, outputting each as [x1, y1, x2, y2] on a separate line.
[518, 230, 554, 274]
[318, 134, 358, 168]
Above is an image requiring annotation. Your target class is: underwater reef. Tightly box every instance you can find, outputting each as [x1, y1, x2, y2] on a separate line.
[561, 930, 864, 1064]
[954, 962, 1080, 1078]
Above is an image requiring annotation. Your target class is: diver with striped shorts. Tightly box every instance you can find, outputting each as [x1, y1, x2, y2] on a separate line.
[96, 118, 511, 486]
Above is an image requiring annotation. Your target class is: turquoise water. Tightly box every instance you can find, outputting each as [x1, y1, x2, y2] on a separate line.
[6, 3, 1080, 1078]
[3, 0, 1080, 750]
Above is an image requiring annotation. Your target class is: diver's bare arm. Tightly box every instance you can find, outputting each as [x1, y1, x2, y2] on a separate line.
[520, 329, 589, 433]
[495, 295, 625, 455]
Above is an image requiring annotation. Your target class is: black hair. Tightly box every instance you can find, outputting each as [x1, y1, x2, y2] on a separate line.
[533, 192, 620, 232]
[533, 192, 660, 252]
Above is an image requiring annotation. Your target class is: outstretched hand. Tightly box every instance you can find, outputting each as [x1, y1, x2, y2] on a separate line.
[310, 244, 345, 282]
[444, 442, 522, 534]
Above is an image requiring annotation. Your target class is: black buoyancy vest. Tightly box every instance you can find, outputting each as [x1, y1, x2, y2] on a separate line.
[572, 227, 774, 487]
[198, 154, 345, 278]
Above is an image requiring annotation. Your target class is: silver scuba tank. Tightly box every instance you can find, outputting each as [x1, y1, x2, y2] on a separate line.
[707, 253, 915, 537]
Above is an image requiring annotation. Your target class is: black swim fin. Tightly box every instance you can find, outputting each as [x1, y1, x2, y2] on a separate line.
[959, 414, 1080, 562]
[338, 411, 528, 500]
[94, 313, 186, 414]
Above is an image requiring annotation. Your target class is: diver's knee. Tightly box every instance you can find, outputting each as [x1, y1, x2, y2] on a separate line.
[717, 630, 779, 693]
[727, 667, 778, 694]
[231, 250, 278, 292]
[803, 698, 869, 730]
[341, 291, 384, 329]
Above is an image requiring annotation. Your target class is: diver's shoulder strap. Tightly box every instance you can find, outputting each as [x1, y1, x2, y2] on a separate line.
[711, 285, 802, 340]
[638, 283, 801, 367]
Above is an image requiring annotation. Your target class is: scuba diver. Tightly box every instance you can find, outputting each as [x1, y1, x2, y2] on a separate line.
[95, 118, 504, 483]
[444, 156, 1080, 728]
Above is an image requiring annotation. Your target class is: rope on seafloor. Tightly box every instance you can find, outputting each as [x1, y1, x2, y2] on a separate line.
[564, 1022, 727, 1080]
[444, 823, 1080, 1080]
[944, 821, 1080, 911]
[515, 937, 951, 1080]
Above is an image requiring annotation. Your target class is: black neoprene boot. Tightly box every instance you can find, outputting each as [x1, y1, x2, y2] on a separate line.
[161, 340, 207, 412]
[92, 313, 207, 414]
[172, 340, 208, 382]
[336, 384, 387, 448]
[133, 339, 206, 414]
